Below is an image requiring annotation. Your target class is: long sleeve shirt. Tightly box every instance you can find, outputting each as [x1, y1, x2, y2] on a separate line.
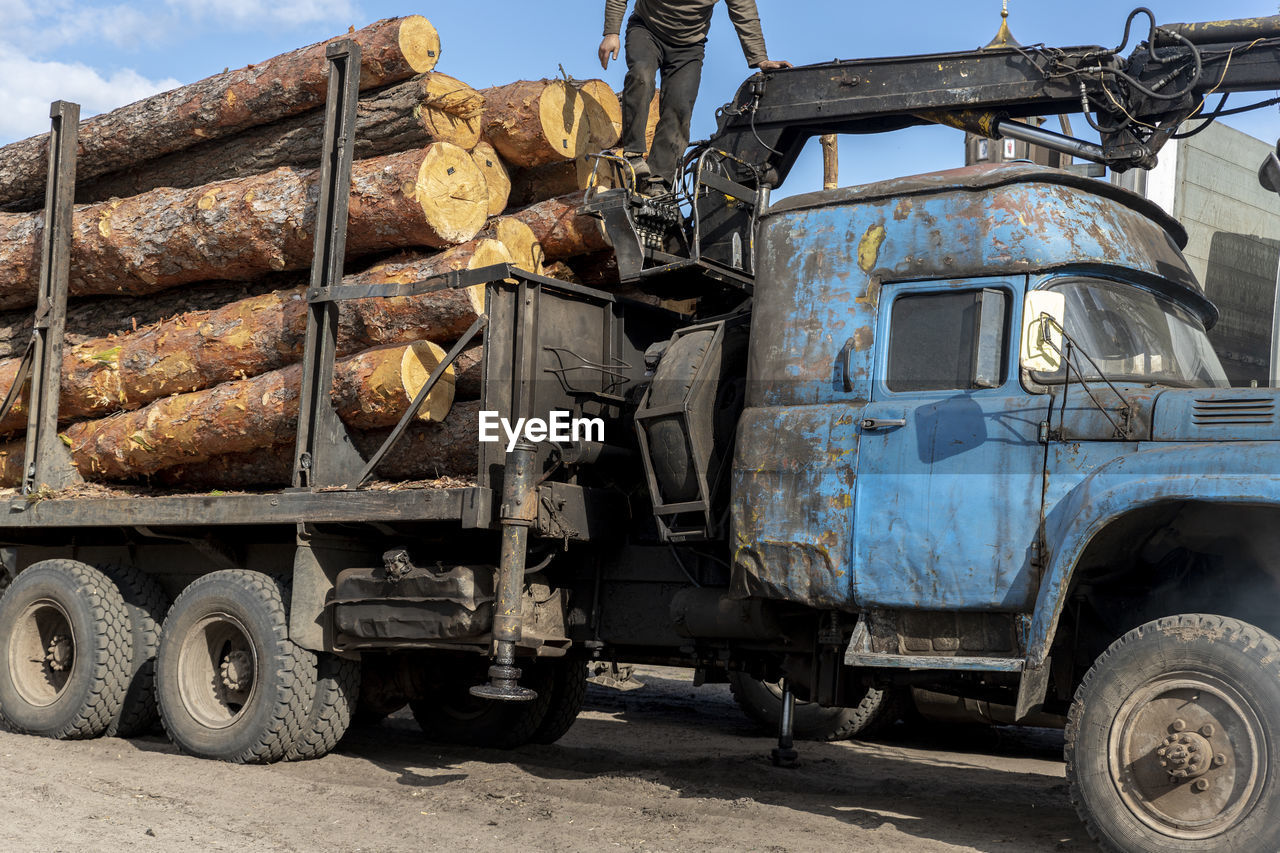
[604, 0, 770, 67]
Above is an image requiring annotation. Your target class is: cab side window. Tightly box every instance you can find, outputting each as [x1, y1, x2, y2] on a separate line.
[886, 288, 1009, 392]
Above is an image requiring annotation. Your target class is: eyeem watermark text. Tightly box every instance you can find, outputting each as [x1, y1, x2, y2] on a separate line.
[478, 411, 605, 452]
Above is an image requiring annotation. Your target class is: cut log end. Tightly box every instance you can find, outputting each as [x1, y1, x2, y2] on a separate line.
[413, 142, 489, 246]
[397, 16, 442, 73]
[399, 340, 455, 423]
[491, 217, 544, 276]
[419, 73, 484, 149]
[540, 81, 590, 162]
[470, 141, 511, 216]
[463, 237, 513, 312]
[580, 80, 622, 150]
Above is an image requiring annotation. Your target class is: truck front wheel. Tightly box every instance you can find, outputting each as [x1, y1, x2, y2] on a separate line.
[0, 560, 132, 739]
[1067, 614, 1280, 852]
[156, 570, 317, 763]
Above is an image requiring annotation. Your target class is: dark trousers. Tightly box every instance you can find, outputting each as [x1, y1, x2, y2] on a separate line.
[620, 15, 706, 183]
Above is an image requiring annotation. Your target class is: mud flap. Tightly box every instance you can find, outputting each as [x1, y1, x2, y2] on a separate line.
[1015, 658, 1051, 722]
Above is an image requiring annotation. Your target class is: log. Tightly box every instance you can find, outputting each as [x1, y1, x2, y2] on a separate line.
[0, 239, 510, 433]
[481, 80, 590, 168]
[0, 16, 441, 207]
[510, 192, 608, 260]
[469, 142, 511, 217]
[0, 144, 488, 310]
[484, 217, 544, 275]
[580, 80, 623, 150]
[150, 401, 483, 489]
[77, 73, 485, 202]
[62, 341, 456, 480]
[508, 156, 616, 209]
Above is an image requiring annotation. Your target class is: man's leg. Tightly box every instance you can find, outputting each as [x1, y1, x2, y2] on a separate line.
[620, 17, 661, 167]
[648, 40, 706, 186]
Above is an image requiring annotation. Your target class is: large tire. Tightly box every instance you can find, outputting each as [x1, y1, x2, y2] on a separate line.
[410, 658, 556, 749]
[0, 560, 132, 739]
[156, 570, 317, 764]
[729, 672, 904, 741]
[1067, 614, 1280, 852]
[99, 564, 169, 737]
[530, 660, 588, 745]
[286, 653, 360, 761]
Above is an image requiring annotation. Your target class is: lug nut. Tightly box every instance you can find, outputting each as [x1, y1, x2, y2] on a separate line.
[1214, 754, 1227, 767]
[1157, 747, 1167, 757]
[1188, 744, 1198, 753]
[1193, 779, 1209, 792]
[1159, 759, 1169, 768]
[1201, 724, 1215, 737]
[1172, 719, 1187, 732]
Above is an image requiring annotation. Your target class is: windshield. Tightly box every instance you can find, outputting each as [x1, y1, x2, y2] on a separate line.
[1039, 278, 1228, 388]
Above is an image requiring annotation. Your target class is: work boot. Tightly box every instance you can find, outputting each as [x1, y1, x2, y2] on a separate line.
[640, 175, 672, 198]
[622, 151, 651, 185]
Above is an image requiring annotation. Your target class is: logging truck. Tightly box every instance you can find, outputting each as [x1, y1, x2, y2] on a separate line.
[3, 10, 1280, 852]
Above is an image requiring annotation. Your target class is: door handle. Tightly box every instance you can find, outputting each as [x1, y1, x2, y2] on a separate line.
[860, 417, 906, 431]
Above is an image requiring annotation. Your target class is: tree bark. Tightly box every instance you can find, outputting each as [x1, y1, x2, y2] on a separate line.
[481, 80, 591, 168]
[469, 141, 511, 216]
[149, 400, 482, 489]
[76, 73, 484, 202]
[0, 240, 509, 433]
[0, 16, 441, 207]
[62, 341, 456, 480]
[510, 192, 608, 259]
[508, 157, 601, 209]
[0, 144, 488, 310]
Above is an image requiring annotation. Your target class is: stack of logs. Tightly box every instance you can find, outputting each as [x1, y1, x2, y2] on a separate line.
[0, 14, 658, 490]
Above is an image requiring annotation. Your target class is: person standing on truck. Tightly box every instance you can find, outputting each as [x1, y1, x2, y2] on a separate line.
[598, 0, 792, 193]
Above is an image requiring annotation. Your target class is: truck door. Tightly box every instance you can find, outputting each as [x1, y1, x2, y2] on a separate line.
[852, 277, 1048, 610]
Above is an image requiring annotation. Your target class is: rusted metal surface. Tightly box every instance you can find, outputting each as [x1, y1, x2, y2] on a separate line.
[735, 164, 1204, 614]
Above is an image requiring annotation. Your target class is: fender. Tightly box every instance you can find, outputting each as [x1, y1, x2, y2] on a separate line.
[1026, 442, 1280, 667]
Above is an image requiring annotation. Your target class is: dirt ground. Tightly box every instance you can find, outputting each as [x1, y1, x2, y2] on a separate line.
[0, 666, 1094, 852]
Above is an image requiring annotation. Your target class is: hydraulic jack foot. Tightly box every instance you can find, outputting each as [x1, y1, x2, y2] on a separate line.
[769, 677, 799, 768]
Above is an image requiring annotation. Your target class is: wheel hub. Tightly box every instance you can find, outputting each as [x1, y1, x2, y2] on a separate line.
[1158, 727, 1216, 780]
[45, 633, 72, 672]
[219, 649, 253, 693]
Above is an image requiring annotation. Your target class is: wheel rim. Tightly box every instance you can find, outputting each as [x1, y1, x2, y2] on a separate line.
[176, 613, 259, 729]
[1108, 670, 1267, 840]
[8, 599, 76, 707]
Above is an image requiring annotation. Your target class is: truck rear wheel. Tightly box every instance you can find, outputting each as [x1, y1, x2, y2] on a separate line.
[1066, 614, 1280, 852]
[156, 570, 317, 763]
[286, 653, 360, 760]
[0, 560, 132, 740]
[729, 672, 904, 741]
[99, 564, 169, 738]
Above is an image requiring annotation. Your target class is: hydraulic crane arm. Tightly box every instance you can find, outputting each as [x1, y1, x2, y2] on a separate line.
[711, 10, 1280, 187]
[586, 10, 1280, 292]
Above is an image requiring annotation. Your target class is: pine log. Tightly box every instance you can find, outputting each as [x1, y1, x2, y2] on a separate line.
[470, 142, 511, 216]
[0, 276, 295, 359]
[0, 144, 488, 311]
[77, 73, 484, 202]
[150, 401, 482, 489]
[484, 217, 544, 275]
[62, 341, 455, 480]
[481, 80, 591, 168]
[509, 156, 614, 208]
[0, 240, 509, 433]
[0, 17, 441, 208]
[580, 80, 623, 150]
[511, 192, 608, 260]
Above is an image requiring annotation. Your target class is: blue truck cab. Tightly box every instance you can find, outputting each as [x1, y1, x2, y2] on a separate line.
[724, 162, 1280, 844]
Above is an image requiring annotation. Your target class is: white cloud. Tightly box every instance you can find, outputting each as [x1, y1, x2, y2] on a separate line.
[0, 49, 181, 142]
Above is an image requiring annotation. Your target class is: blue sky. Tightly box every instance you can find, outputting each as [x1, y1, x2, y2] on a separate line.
[2, 1, 1277, 197]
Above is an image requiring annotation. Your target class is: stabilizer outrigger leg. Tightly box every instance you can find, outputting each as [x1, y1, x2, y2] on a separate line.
[770, 678, 799, 768]
[471, 440, 538, 702]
